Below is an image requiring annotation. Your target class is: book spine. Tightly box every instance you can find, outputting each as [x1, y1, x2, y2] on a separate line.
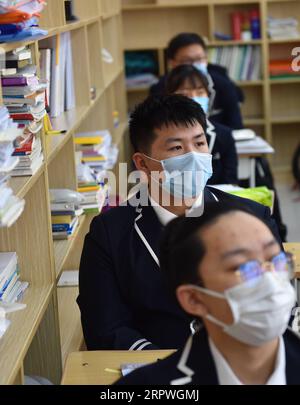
[1, 77, 27, 86]
[231, 12, 242, 41]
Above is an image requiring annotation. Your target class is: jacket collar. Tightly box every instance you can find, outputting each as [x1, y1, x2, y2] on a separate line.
[171, 327, 219, 385]
[171, 327, 300, 385]
[206, 119, 217, 154]
[133, 187, 219, 268]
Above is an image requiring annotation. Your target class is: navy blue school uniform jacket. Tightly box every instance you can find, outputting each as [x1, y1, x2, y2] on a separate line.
[77, 187, 281, 351]
[151, 64, 244, 130]
[115, 327, 300, 385]
[206, 119, 238, 185]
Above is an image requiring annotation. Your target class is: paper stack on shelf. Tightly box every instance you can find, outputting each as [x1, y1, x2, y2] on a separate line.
[0, 252, 28, 305]
[208, 45, 262, 81]
[267, 17, 300, 40]
[2, 47, 45, 177]
[0, 0, 47, 43]
[0, 106, 25, 227]
[50, 189, 84, 240]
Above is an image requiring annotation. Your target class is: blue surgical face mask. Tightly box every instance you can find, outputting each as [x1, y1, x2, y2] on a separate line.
[144, 151, 213, 199]
[193, 62, 208, 76]
[192, 96, 209, 115]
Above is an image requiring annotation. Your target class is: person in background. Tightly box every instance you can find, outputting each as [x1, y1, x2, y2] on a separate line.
[116, 202, 299, 385]
[159, 39, 287, 240]
[150, 32, 244, 129]
[165, 64, 238, 186]
[78, 95, 281, 352]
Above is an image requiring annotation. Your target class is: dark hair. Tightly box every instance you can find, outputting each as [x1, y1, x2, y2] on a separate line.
[159, 202, 268, 293]
[167, 33, 207, 60]
[165, 64, 210, 96]
[129, 94, 207, 153]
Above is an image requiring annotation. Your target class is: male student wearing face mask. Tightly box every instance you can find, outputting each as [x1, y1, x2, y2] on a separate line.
[78, 95, 281, 352]
[150, 32, 244, 130]
[116, 203, 299, 385]
[166, 64, 238, 186]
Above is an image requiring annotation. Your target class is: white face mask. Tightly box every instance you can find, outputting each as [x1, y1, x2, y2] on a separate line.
[191, 272, 296, 346]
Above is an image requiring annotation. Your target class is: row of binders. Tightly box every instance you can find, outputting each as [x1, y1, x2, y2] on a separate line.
[0, 0, 47, 43]
[39, 32, 76, 118]
[208, 45, 262, 82]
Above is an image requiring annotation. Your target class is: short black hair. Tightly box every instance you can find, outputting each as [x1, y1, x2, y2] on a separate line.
[165, 64, 210, 95]
[167, 33, 207, 60]
[129, 94, 207, 153]
[159, 202, 270, 293]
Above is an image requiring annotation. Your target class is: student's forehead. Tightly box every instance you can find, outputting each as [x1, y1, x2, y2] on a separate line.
[201, 213, 272, 250]
[179, 79, 204, 90]
[176, 44, 205, 57]
[154, 122, 204, 137]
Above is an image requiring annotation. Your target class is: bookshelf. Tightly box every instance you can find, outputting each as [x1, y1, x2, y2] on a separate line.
[0, 0, 128, 385]
[122, 0, 300, 175]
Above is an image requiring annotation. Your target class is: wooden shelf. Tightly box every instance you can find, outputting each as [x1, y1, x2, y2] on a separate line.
[8, 163, 45, 200]
[271, 117, 300, 124]
[114, 122, 128, 145]
[268, 37, 300, 44]
[209, 40, 262, 47]
[53, 215, 87, 280]
[102, 11, 120, 20]
[0, 284, 53, 385]
[45, 106, 89, 164]
[236, 80, 264, 87]
[57, 286, 83, 367]
[269, 78, 300, 85]
[244, 117, 265, 126]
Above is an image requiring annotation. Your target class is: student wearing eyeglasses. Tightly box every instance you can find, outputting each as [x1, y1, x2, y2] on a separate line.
[116, 202, 299, 385]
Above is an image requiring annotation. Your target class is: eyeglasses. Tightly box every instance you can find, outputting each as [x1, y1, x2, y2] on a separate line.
[235, 251, 295, 284]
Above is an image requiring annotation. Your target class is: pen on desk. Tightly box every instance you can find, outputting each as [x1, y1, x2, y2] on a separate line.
[46, 130, 67, 135]
[104, 368, 121, 374]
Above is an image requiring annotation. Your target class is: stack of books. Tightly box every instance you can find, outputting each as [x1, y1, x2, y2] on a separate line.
[50, 190, 84, 240]
[0, 252, 28, 304]
[76, 152, 107, 215]
[78, 181, 108, 215]
[75, 130, 119, 174]
[2, 47, 45, 176]
[208, 45, 262, 81]
[267, 17, 300, 40]
[0, 0, 47, 43]
[269, 60, 300, 79]
[0, 106, 25, 227]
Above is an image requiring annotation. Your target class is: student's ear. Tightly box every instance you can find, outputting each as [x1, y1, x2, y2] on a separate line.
[176, 285, 208, 318]
[168, 59, 177, 70]
[133, 152, 150, 176]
